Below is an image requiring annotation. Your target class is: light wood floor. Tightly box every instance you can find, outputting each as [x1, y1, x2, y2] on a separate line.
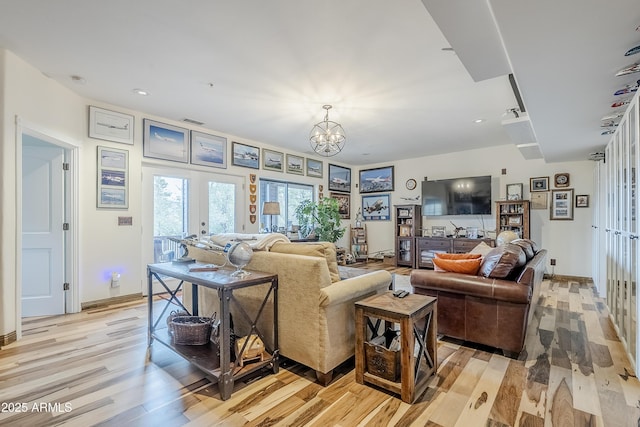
[1, 272, 639, 426]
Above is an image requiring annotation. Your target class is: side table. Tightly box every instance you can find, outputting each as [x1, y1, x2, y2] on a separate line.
[355, 291, 437, 403]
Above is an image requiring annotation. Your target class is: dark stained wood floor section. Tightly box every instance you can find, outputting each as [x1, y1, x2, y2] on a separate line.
[1, 271, 639, 426]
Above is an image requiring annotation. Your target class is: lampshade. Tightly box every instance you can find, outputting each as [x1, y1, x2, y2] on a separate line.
[262, 201, 280, 215]
[310, 105, 345, 157]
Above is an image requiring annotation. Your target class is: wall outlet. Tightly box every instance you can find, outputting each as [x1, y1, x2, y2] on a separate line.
[550, 259, 556, 266]
[111, 272, 121, 288]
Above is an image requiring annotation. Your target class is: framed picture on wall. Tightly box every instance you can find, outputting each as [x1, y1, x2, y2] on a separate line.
[232, 141, 260, 169]
[550, 189, 574, 220]
[143, 119, 189, 163]
[306, 158, 323, 178]
[361, 193, 391, 221]
[89, 106, 134, 145]
[330, 192, 350, 219]
[530, 192, 548, 209]
[529, 176, 549, 192]
[97, 146, 128, 209]
[328, 164, 351, 192]
[190, 130, 227, 168]
[575, 194, 589, 208]
[359, 165, 394, 193]
[286, 154, 304, 175]
[262, 149, 283, 172]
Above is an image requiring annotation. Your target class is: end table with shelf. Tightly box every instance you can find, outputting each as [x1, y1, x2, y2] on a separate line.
[147, 262, 279, 401]
[355, 291, 437, 403]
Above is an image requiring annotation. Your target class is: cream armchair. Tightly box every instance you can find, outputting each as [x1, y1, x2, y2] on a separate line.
[184, 241, 392, 385]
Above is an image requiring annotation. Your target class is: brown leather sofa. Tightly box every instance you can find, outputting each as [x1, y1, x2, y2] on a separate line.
[410, 241, 546, 357]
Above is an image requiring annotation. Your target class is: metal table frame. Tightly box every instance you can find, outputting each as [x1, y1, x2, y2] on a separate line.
[147, 262, 279, 400]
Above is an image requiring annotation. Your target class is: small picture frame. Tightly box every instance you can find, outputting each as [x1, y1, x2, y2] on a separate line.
[466, 227, 478, 239]
[576, 194, 589, 208]
[286, 154, 304, 175]
[190, 131, 227, 169]
[328, 164, 351, 193]
[359, 165, 394, 193]
[506, 183, 523, 200]
[330, 192, 350, 219]
[550, 189, 574, 220]
[530, 176, 549, 192]
[361, 193, 391, 221]
[97, 146, 128, 209]
[530, 192, 548, 209]
[508, 216, 522, 225]
[232, 142, 260, 169]
[262, 149, 284, 172]
[89, 106, 134, 145]
[306, 158, 323, 178]
[143, 119, 189, 163]
[432, 226, 446, 238]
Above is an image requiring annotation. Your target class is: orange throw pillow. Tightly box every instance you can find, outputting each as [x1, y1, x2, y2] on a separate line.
[434, 253, 482, 260]
[432, 257, 482, 275]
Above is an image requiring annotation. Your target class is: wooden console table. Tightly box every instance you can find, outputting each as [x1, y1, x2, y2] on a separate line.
[355, 291, 437, 403]
[147, 262, 279, 400]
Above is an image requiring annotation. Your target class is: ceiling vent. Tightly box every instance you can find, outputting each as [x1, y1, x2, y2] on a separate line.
[588, 151, 606, 162]
[501, 112, 537, 144]
[183, 118, 204, 126]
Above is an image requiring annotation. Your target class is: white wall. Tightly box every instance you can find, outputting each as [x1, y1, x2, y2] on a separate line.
[353, 145, 595, 277]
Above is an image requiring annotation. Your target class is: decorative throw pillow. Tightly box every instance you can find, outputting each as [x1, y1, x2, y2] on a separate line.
[521, 238, 538, 253]
[478, 243, 526, 279]
[469, 241, 494, 257]
[510, 239, 534, 260]
[435, 252, 482, 260]
[432, 257, 482, 275]
[270, 241, 340, 282]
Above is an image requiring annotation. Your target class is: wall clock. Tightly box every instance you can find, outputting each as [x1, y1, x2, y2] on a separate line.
[554, 173, 570, 187]
[406, 178, 417, 190]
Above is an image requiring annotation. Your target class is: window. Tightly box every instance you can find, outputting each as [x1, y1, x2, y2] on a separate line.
[259, 179, 314, 232]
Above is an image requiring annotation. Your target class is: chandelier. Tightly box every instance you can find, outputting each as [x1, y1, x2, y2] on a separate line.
[309, 105, 345, 157]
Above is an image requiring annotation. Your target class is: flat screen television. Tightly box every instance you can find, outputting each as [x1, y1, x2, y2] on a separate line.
[422, 175, 492, 216]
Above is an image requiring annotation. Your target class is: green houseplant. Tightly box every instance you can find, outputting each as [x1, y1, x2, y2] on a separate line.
[295, 198, 345, 243]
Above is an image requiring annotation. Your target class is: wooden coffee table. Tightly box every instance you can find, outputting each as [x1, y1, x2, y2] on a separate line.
[355, 291, 437, 403]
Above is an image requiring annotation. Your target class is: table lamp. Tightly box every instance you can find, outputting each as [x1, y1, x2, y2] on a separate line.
[262, 201, 281, 232]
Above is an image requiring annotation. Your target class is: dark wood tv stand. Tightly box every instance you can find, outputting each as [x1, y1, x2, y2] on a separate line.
[415, 237, 495, 269]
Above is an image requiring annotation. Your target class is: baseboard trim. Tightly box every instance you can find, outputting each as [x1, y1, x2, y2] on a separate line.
[543, 273, 591, 283]
[0, 330, 17, 348]
[81, 293, 144, 310]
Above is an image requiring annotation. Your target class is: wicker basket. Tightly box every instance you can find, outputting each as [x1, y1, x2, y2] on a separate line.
[170, 316, 213, 345]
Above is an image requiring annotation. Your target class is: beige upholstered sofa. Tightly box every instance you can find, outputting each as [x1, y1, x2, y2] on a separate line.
[184, 239, 392, 385]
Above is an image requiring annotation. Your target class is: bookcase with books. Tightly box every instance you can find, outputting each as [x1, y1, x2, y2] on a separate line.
[395, 204, 422, 268]
[350, 225, 368, 262]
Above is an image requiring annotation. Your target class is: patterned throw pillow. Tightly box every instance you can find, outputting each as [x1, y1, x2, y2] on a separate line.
[432, 257, 482, 275]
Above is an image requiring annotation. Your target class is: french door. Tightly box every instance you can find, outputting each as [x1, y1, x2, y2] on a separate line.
[142, 166, 244, 292]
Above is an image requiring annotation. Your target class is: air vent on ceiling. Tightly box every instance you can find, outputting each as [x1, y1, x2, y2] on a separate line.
[588, 151, 606, 162]
[183, 118, 204, 126]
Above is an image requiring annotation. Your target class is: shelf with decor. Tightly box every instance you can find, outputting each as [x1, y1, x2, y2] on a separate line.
[496, 200, 530, 239]
[394, 204, 422, 268]
[350, 225, 368, 262]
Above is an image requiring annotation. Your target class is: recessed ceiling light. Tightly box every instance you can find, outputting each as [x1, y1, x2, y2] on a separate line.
[70, 75, 85, 84]
[473, 119, 485, 124]
[133, 88, 149, 96]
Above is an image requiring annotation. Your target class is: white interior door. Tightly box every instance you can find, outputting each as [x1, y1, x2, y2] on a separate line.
[22, 142, 65, 316]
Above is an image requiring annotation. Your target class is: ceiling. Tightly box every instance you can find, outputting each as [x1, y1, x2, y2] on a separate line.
[0, 0, 638, 165]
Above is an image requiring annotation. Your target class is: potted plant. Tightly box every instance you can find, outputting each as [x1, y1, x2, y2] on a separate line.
[295, 198, 345, 243]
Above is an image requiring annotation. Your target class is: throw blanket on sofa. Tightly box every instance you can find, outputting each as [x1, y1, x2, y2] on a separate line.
[208, 233, 290, 251]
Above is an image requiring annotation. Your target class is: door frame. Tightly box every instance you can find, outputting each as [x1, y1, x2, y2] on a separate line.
[15, 116, 80, 336]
